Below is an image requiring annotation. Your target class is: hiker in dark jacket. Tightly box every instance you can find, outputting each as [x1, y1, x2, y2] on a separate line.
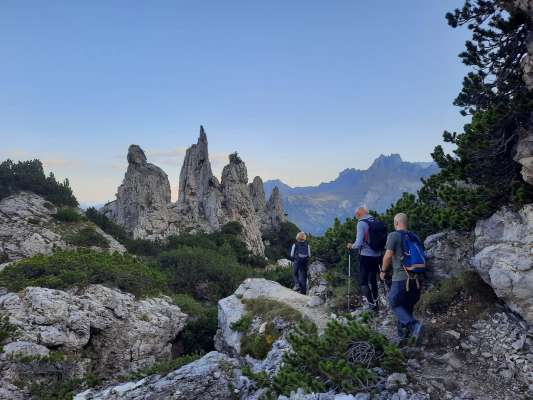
[347, 206, 382, 309]
[380, 212, 424, 343]
[290, 232, 311, 294]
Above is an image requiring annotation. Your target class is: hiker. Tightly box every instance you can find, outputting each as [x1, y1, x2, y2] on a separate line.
[346, 206, 387, 310]
[380, 212, 424, 343]
[290, 232, 311, 295]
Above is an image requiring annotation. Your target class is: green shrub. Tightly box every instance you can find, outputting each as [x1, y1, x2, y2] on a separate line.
[241, 324, 279, 359]
[29, 378, 83, 400]
[417, 270, 496, 314]
[0, 315, 18, 351]
[0, 159, 77, 206]
[261, 267, 293, 288]
[54, 207, 82, 222]
[263, 222, 300, 261]
[234, 298, 304, 359]
[271, 319, 404, 396]
[173, 294, 218, 354]
[0, 249, 167, 297]
[65, 227, 109, 248]
[85, 207, 130, 243]
[158, 247, 250, 302]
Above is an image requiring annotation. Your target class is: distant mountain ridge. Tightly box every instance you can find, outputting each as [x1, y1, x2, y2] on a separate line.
[264, 154, 439, 235]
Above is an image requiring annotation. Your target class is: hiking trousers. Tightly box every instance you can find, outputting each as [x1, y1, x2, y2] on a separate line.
[388, 280, 421, 330]
[358, 255, 380, 304]
[293, 258, 308, 295]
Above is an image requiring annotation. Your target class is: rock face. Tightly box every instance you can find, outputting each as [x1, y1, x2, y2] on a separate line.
[0, 284, 187, 377]
[104, 127, 287, 255]
[102, 145, 174, 240]
[0, 192, 125, 264]
[424, 231, 474, 281]
[472, 204, 533, 323]
[215, 278, 330, 357]
[512, 0, 533, 185]
[74, 352, 241, 400]
[514, 126, 533, 186]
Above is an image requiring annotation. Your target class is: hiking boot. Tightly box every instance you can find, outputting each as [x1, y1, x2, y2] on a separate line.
[410, 322, 424, 346]
[292, 285, 300, 292]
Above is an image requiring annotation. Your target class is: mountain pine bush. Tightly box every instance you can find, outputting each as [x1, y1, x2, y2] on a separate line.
[271, 318, 404, 396]
[0, 159, 77, 206]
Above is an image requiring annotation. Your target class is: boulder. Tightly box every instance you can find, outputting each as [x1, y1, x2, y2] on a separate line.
[472, 204, 533, 323]
[0, 284, 187, 377]
[102, 145, 175, 240]
[215, 278, 330, 357]
[0, 192, 125, 263]
[74, 352, 241, 400]
[424, 231, 474, 281]
[308, 261, 328, 300]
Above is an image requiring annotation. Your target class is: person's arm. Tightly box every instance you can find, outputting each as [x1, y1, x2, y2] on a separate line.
[290, 244, 295, 260]
[380, 233, 396, 280]
[382, 250, 394, 272]
[353, 220, 365, 249]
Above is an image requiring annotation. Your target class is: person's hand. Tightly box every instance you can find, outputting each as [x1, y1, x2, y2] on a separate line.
[347, 243, 353, 250]
[379, 271, 386, 281]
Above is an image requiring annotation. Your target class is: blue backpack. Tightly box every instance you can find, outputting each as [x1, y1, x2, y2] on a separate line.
[400, 231, 426, 273]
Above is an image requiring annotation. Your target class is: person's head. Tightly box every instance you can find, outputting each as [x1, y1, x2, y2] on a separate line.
[393, 213, 408, 231]
[355, 206, 368, 220]
[296, 232, 307, 242]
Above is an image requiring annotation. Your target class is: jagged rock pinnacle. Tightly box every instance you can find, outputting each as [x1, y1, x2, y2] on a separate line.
[127, 145, 147, 165]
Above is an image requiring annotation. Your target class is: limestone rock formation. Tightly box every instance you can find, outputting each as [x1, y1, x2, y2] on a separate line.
[176, 126, 224, 231]
[220, 153, 265, 255]
[215, 278, 330, 357]
[0, 285, 187, 378]
[102, 145, 174, 240]
[104, 127, 286, 255]
[74, 352, 241, 400]
[514, 126, 533, 185]
[0, 192, 125, 264]
[424, 231, 474, 281]
[472, 204, 533, 323]
[264, 186, 288, 231]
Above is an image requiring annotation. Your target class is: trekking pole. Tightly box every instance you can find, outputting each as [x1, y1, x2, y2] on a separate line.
[347, 251, 351, 310]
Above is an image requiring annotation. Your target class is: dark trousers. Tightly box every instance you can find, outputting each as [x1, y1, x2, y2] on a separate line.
[388, 280, 421, 332]
[358, 255, 380, 304]
[293, 259, 308, 294]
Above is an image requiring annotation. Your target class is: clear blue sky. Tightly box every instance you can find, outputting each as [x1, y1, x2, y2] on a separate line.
[0, 1, 469, 204]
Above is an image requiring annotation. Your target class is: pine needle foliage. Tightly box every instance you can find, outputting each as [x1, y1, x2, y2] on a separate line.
[271, 319, 404, 396]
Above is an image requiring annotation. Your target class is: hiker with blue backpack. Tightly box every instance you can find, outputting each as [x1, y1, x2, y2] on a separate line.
[380, 212, 425, 343]
[347, 207, 388, 311]
[290, 231, 311, 294]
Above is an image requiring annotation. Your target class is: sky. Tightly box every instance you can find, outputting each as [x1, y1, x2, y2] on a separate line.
[0, 1, 470, 204]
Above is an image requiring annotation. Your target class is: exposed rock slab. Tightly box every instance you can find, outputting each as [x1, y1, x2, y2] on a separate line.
[424, 231, 474, 281]
[472, 204, 533, 323]
[0, 284, 187, 377]
[74, 352, 240, 400]
[0, 192, 125, 263]
[215, 278, 330, 357]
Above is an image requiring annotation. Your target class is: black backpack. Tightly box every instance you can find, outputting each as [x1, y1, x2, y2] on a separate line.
[294, 241, 310, 259]
[363, 217, 388, 252]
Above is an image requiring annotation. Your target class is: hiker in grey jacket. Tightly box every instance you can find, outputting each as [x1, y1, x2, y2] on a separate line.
[290, 232, 311, 295]
[347, 206, 381, 308]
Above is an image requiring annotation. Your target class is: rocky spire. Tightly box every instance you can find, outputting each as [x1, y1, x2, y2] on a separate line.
[264, 186, 287, 231]
[102, 145, 172, 239]
[177, 126, 223, 229]
[221, 153, 265, 255]
[249, 176, 266, 213]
